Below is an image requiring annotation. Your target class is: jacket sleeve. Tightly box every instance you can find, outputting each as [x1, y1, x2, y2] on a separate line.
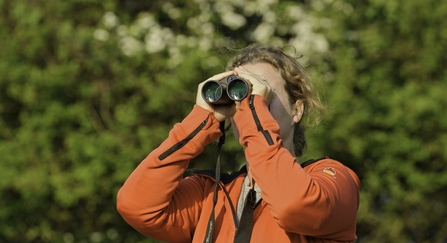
[116, 105, 222, 243]
[232, 95, 360, 239]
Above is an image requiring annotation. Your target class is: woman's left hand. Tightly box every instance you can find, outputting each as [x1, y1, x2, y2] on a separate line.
[234, 66, 274, 104]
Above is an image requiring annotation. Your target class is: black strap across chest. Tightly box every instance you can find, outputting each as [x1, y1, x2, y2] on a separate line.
[200, 121, 328, 242]
[233, 179, 257, 243]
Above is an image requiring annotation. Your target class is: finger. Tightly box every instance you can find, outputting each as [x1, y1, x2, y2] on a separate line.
[198, 70, 236, 91]
[234, 101, 242, 110]
[234, 66, 267, 86]
[234, 66, 274, 103]
[206, 70, 236, 82]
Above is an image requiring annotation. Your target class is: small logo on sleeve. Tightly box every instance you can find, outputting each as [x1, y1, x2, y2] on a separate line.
[321, 167, 337, 179]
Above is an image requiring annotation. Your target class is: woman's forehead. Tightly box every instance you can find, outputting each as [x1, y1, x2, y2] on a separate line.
[241, 63, 284, 86]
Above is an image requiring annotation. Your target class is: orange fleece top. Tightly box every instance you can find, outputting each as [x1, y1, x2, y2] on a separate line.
[117, 95, 360, 243]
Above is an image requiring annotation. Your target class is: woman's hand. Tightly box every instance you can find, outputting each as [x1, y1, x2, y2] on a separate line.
[234, 66, 274, 104]
[196, 66, 274, 122]
[196, 71, 238, 122]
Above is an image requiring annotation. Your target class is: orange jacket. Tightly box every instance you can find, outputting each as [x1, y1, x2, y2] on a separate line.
[117, 95, 360, 243]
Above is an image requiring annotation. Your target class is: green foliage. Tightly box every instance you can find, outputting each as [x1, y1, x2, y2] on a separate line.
[0, 1, 169, 242]
[1, 0, 446, 242]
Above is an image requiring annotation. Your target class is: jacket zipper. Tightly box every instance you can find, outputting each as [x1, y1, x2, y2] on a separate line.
[158, 116, 209, 160]
[249, 95, 274, 145]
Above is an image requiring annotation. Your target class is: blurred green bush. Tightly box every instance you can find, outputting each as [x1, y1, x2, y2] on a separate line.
[0, 0, 446, 242]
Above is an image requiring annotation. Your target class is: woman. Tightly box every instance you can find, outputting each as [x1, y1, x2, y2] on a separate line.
[117, 44, 360, 243]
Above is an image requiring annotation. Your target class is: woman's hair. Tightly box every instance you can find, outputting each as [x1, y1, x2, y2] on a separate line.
[227, 44, 326, 157]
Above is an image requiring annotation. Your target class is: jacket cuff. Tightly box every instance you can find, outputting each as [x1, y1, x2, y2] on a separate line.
[233, 95, 279, 144]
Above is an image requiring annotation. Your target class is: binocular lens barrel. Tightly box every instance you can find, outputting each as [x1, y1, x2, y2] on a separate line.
[202, 82, 223, 103]
[201, 76, 249, 105]
[227, 80, 247, 100]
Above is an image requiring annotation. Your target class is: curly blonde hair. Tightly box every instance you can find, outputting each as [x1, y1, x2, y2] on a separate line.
[227, 44, 326, 156]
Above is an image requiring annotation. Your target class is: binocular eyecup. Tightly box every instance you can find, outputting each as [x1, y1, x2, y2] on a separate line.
[201, 75, 249, 105]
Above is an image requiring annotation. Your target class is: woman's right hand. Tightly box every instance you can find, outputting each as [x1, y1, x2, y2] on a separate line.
[196, 71, 238, 122]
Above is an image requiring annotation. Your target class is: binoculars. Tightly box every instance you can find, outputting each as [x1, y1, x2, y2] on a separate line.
[201, 75, 250, 105]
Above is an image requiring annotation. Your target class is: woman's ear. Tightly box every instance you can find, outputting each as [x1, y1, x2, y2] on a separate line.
[292, 100, 304, 123]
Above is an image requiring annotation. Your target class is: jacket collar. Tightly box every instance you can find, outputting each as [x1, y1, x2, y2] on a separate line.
[187, 165, 247, 184]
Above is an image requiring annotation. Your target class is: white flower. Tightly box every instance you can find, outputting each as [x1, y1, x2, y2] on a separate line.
[103, 12, 119, 28]
[93, 29, 109, 41]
